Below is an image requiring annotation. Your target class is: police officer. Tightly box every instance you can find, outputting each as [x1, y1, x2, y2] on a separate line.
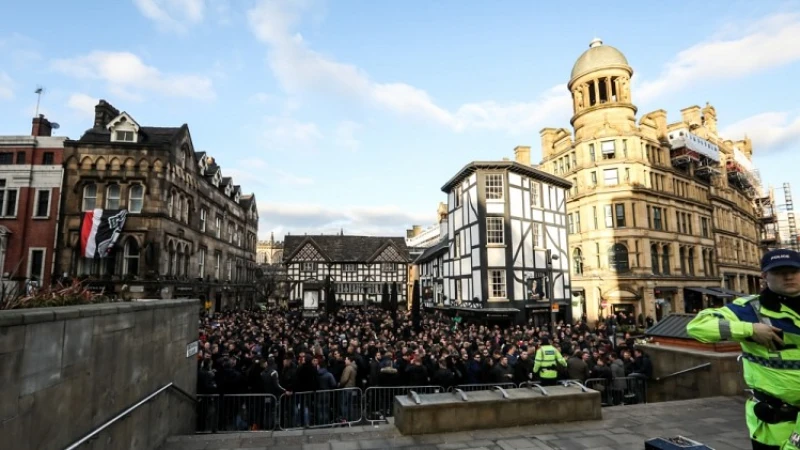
[533, 337, 567, 385]
[687, 248, 800, 450]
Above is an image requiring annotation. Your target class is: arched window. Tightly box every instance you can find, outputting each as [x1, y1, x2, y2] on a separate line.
[651, 244, 660, 274]
[608, 243, 629, 272]
[572, 248, 584, 275]
[128, 184, 144, 213]
[167, 193, 174, 218]
[82, 183, 97, 211]
[688, 247, 695, 275]
[175, 195, 183, 221]
[168, 241, 176, 276]
[662, 245, 671, 275]
[106, 184, 121, 209]
[123, 238, 140, 276]
[183, 244, 190, 277]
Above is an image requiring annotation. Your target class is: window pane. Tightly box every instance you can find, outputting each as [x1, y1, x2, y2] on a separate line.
[5, 189, 16, 216]
[486, 174, 504, 200]
[36, 190, 49, 217]
[603, 169, 619, 186]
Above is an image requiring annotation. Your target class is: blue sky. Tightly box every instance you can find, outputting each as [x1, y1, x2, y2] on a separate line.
[1, 1, 800, 240]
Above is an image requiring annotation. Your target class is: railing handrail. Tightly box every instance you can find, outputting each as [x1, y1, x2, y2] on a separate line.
[64, 382, 196, 450]
[654, 363, 712, 381]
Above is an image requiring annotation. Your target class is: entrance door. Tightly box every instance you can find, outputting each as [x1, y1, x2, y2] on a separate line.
[303, 290, 319, 309]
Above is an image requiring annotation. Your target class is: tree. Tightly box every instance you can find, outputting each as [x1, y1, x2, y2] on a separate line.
[381, 282, 390, 311]
[411, 280, 422, 332]
[254, 265, 287, 306]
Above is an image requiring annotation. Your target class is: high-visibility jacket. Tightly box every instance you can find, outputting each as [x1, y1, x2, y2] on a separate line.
[686, 292, 800, 448]
[533, 345, 567, 380]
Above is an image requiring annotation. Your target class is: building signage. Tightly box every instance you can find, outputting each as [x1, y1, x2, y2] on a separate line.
[186, 341, 199, 358]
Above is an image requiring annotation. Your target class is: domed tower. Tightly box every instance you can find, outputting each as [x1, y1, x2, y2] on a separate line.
[569, 38, 636, 140]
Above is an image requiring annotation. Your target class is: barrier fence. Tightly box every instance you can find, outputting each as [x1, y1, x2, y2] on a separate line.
[195, 377, 647, 432]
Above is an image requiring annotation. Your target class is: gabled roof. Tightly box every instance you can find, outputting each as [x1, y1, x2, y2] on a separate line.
[441, 160, 572, 192]
[194, 151, 207, 161]
[221, 177, 232, 186]
[283, 235, 410, 263]
[239, 194, 254, 208]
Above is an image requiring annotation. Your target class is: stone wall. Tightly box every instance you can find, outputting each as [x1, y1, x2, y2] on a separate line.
[0, 299, 198, 450]
[639, 343, 744, 403]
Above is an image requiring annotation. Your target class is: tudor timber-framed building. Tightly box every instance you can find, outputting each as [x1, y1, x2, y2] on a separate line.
[537, 38, 771, 323]
[56, 100, 259, 308]
[431, 158, 573, 325]
[282, 234, 410, 308]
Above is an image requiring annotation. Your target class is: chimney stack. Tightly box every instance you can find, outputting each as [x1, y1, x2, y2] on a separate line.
[514, 145, 531, 166]
[93, 99, 120, 129]
[31, 114, 52, 137]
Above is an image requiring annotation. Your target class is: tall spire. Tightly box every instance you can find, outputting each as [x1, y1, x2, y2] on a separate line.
[269, 231, 274, 244]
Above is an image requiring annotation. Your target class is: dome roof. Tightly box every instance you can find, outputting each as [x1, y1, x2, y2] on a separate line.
[570, 38, 630, 80]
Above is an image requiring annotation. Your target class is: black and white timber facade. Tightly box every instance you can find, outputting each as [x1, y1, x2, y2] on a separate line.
[424, 160, 572, 323]
[283, 235, 410, 308]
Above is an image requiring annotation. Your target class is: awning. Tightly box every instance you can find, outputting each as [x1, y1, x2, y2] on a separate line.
[685, 287, 731, 297]
[708, 287, 748, 298]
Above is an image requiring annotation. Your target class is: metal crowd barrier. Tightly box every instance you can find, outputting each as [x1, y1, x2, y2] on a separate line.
[196, 376, 648, 433]
[196, 393, 279, 432]
[278, 387, 362, 430]
[584, 376, 647, 406]
[364, 385, 443, 423]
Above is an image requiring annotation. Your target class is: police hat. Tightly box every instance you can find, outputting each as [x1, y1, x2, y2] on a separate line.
[761, 249, 800, 272]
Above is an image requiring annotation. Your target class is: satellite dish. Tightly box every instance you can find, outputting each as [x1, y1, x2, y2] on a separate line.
[51, 123, 60, 129]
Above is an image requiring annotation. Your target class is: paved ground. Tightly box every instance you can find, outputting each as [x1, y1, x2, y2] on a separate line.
[161, 396, 751, 450]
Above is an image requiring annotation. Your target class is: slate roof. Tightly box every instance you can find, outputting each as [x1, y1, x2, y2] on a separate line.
[76, 126, 185, 146]
[441, 160, 572, 192]
[283, 235, 410, 263]
[644, 313, 697, 340]
[239, 194, 254, 209]
[413, 239, 449, 264]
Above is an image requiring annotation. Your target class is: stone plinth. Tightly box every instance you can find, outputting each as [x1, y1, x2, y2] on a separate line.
[0, 299, 199, 450]
[393, 386, 601, 435]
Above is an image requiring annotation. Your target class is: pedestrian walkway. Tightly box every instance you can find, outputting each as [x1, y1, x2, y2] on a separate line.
[161, 396, 750, 450]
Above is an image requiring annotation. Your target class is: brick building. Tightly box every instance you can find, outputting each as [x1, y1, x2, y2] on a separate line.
[55, 100, 259, 308]
[0, 115, 65, 292]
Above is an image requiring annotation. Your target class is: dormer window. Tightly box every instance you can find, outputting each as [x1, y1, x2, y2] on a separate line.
[107, 112, 140, 143]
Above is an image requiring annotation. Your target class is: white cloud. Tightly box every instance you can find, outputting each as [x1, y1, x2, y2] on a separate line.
[133, 0, 205, 33]
[51, 51, 215, 100]
[258, 202, 431, 239]
[66, 93, 98, 118]
[226, 159, 314, 187]
[247, 1, 572, 134]
[250, 92, 274, 104]
[721, 111, 800, 154]
[0, 72, 13, 100]
[333, 120, 362, 151]
[262, 116, 323, 151]
[638, 13, 800, 102]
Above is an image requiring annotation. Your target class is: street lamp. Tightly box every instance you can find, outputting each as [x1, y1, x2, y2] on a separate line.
[546, 249, 560, 335]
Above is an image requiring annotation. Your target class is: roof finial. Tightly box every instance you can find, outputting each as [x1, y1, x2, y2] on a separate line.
[589, 37, 603, 48]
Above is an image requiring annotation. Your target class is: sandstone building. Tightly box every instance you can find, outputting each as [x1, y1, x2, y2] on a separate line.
[55, 100, 259, 309]
[0, 115, 65, 292]
[535, 38, 773, 323]
[256, 232, 284, 265]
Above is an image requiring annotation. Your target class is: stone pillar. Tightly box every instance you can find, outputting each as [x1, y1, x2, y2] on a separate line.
[605, 77, 612, 102]
[593, 80, 600, 106]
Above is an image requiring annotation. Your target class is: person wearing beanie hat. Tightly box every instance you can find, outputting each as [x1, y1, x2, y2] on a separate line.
[687, 248, 800, 450]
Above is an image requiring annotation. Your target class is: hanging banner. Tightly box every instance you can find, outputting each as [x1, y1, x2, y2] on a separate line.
[80, 209, 128, 258]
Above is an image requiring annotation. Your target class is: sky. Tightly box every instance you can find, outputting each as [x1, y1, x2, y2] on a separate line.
[1, 0, 800, 241]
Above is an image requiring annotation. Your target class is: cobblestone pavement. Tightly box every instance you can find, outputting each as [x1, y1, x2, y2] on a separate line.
[161, 396, 751, 450]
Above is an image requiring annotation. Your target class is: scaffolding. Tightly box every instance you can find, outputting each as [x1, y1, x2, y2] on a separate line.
[667, 128, 722, 179]
[785, 183, 798, 251]
[757, 188, 779, 250]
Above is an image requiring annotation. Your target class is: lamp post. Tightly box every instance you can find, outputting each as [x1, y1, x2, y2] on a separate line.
[546, 249, 560, 335]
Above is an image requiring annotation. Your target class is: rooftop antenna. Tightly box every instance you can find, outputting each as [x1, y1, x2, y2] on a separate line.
[34, 86, 45, 117]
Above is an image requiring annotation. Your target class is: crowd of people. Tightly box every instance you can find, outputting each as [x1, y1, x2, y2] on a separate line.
[196, 307, 653, 403]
